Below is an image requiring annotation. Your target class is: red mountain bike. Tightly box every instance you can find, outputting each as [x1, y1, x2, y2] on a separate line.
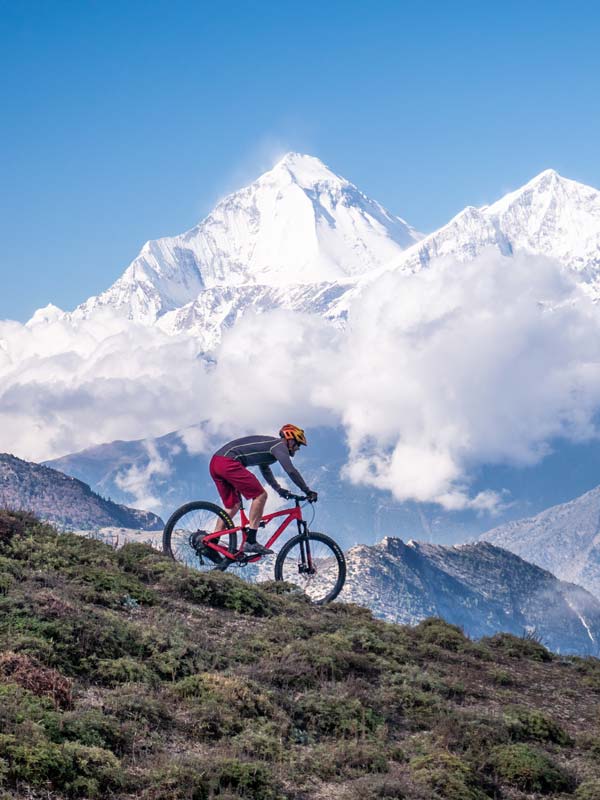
[162, 493, 346, 604]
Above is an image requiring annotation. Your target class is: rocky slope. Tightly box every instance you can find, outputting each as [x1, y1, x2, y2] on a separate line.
[0, 454, 163, 530]
[481, 485, 600, 600]
[337, 537, 600, 655]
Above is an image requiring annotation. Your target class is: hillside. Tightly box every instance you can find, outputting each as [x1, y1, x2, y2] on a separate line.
[0, 511, 599, 799]
[481, 485, 600, 600]
[338, 538, 600, 655]
[0, 454, 163, 531]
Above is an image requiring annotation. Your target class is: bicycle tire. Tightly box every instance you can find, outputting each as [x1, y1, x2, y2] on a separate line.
[162, 501, 237, 571]
[274, 531, 346, 604]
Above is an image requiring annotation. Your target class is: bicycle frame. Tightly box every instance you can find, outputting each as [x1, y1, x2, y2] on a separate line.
[200, 499, 307, 563]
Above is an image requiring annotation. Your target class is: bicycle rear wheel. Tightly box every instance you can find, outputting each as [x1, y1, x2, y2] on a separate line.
[274, 531, 346, 604]
[162, 501, 236, 571]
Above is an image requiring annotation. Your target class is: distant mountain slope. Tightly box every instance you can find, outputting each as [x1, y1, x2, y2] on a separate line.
[45, 422, 600, 552]
[44, 425, 488, 547]
[338, 537, 600, 655]
[481, 485, 600, 599]
[0, 454, 163, 531]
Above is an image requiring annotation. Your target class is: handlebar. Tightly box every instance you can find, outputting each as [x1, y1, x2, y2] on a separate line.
[287, 493, 316, 504]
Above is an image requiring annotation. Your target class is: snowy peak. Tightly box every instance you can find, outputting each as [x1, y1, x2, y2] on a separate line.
[481, 484, 600, 599]
[265, 152, 344, 188]
[72, 153, 421, 323]
[389, 169, 600, 280]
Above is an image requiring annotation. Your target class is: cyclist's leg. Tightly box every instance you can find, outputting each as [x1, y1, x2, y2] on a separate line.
[248, 490, 267, 529]
[209, 456, 241, 531]
[209, 456, 264, 532]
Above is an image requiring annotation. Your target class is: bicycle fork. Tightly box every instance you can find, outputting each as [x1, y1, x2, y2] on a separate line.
[296, 519, 315, 575]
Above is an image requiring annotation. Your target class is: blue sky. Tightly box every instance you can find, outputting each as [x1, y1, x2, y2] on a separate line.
[1, 0, 599, 321]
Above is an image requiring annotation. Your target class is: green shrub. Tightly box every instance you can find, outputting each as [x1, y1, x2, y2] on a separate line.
[43, 708, 133, 754]
[174, 672, 277, 740]
[576, 779, 600, 799]
[141, 762, 209, 799]
[433, 710, 510, 762]
[0, 556, 23, 579]
[0, 733, 124, 798]
[490, 668, 513, 686]
[167, 569, 277, 616]
[263, 632, 381, 688]
[491, 743, 574, 793]
[0, 598, 147, 675]
[232, 721, 285, 760]
[94, 656, 154, 686]
[0, 510, 40, 547]
[504, 706, 572, 745]
[413, 618, 471, 653]
[483, 632, 552, 662]
[292, 740, 389, 781]
[74, 567, 157, 607]
[145, 633, 207, 681]
[212, 758, 278, 799]
[117, 542, 171, 580]
[292, 690, 381, 740]
[578, 731, 600, 760]
[344, 774, 408, 799]
[287, 739, 386, 783]
[376, 671, 444, 726]
[103, 684, 175, 729]
[410, 750, 488, 800]
[0, 683, 58, 734]
[5, 526, 116, 573]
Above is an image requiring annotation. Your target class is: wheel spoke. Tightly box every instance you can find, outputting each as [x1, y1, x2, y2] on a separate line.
[163, 503, 236, 573]
[277, 533, 345, 604]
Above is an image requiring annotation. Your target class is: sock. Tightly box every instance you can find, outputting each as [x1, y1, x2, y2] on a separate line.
[245, 527, 257, 544]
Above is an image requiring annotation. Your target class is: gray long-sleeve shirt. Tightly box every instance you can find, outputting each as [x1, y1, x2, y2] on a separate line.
[214, 435, 311, 495]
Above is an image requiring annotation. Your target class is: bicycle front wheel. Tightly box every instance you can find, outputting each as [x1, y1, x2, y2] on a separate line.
[274, 531, 346, 604]
[162, 501, 236, 572]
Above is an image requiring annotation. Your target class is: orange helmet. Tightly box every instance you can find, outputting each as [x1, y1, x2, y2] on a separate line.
[279, 424, 307, 446]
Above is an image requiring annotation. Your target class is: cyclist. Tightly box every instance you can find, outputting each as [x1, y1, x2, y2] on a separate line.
[209, 424, 318, 555]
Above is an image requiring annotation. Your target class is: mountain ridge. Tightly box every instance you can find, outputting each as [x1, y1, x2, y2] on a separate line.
[337, 535, 600, 655]
[481, 484, 600, 599]
[0, 453, 163, 531]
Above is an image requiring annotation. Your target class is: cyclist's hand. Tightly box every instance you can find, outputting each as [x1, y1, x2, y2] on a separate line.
[279, 489, 292, 500]
[306, 490, 318, 503]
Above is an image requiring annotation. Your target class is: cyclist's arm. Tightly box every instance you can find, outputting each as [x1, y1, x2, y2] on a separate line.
[259, 464, 284, 494]
[270, 442, 311, 494]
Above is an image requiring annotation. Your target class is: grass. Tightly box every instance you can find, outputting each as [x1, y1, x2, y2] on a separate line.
[0, 508, 598, 799]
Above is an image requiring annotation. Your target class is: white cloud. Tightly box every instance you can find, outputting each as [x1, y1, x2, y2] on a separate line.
[3, 250, 600, 511]
[114, 439, 177, 511]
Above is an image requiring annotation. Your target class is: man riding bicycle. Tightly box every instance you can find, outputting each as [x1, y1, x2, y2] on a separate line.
[209, 424, 318, 555]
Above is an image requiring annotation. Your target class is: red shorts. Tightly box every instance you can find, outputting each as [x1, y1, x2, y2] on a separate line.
[209, 455, 264, 509]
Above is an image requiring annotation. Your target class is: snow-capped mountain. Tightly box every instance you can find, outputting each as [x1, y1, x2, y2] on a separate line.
[337, 536, 600, 655]
[72, 153, 421, 326]
[386, 169, 600, 284]
[63, 161, 600, 351]
[481, 485, 600, 600]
